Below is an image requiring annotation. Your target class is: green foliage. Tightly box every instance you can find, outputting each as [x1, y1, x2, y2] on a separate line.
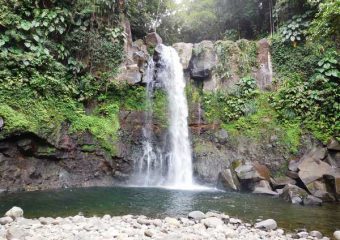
[0, 105, 31, 134]
[279, 12, 311, 45]
[127, 0, 174, 39]
[222, 94, 302, 153]
[0, 0, 126, 154]
[203, 77, 258, 122]
[273, 0, 310, 25]
[271, 50, 339, 143]
[0, 0, 125, 102]
[214, 40, 258, 79]
[308, 0, 340, 41]
[153, 90, 168, 127]
[271, 34, 322, 79]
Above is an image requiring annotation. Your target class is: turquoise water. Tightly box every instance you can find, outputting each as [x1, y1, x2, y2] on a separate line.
[0, 187, 339, 236]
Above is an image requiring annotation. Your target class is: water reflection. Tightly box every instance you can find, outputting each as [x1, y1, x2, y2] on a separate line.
[0, 187, 339, 236]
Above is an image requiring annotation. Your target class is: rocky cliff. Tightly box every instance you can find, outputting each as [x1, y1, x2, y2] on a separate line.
[1, 30, 339, 207]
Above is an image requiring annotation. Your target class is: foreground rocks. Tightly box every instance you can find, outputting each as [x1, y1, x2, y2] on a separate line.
[0, 207, 334, 240]
[215, 141, 340, 206]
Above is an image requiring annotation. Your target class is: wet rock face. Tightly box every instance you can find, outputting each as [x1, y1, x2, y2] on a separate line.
[190, 41, 217, 80]
[174, 38, 274, 92]
[0, 120, 137, 192]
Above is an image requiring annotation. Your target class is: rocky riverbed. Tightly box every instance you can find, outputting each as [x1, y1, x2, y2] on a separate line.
[1, 207, 339, 240]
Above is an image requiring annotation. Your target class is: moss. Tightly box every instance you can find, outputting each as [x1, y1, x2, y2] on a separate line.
[214, 39, 258, 79]
[0, 88, 120, 155]
[152, 90, 168, 127]
[36, 146, 57, 155]
[81, 144, 97, 152]
[222, 93, 302, 154]
[0, 104, 32, 136]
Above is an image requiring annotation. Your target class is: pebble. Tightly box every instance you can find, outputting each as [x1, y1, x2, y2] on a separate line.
[0, 207, 333, 240]
[334, 231, 340, 240]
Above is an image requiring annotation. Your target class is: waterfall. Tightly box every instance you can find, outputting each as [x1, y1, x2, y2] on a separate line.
[157, 45, 194, 187]
[132, 45, 195, 189]
[135, 58, 165, 186]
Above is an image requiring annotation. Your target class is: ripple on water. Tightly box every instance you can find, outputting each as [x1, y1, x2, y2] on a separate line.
[0, 187, 339, 237]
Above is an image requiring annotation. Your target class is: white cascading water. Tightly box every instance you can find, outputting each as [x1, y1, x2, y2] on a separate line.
[157, 45, 194, 187]
[135, 58, 165, 186]
[133, 45, 198, 189]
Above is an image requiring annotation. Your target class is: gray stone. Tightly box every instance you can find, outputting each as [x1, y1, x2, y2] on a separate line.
[229, 218, 242, 224]
[309, 230, 322, 239]
[254, 219, 277, 231]
[324, 169, 340, 197]
[190, 41, 217, 81]
[188, 211, 206, 221]
[144, 230, 153, 237]
[253, 180, 278, 196]
[271, 176, 296, 189]
[235, 164, 262, 180]
[173, 43, 193, 69]
[164, 217, 180, 227]
[288, 159, 300, 172]
[5, 207, 23, 219]
[298, 149, 332, 185]
[218, 168, 240, 191]
[312, 190, 336, 202]
[297, 231, 309, 238]
[326, 152, 340, 168]
[145, 32, 162, 47]
[286, 171, 299, 179]
[214, 129, 229, 144]
[334, 231, 340, 240]
[303, 195, 322, 206]
[0, 217, 13, 225]
[328, 138, 340, 151]
[201, 217, 224, 228]
[280, 184, 307, 204]
[253, 187, 279, 196]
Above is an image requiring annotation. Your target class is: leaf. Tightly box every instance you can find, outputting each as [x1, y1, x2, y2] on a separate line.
[323, 63, 331, 69]
[328, 58, 337, 64]
[326, 70, 340, 78]
[0, 39, 5, 47]
[20, 21, 32, 31]
[290, 36, 295, 42]
[24, 42, 31, 48]
[318, 60, 325, 66]
[33, 35, 40, 42]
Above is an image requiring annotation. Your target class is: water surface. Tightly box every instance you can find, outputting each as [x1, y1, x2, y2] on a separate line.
[0, 187, 339, 236]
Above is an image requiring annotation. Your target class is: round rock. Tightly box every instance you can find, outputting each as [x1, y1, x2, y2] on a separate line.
[334, 231, 340, 240]
[188, 211, 206, 221]
[5, 207, 23, 219]
[309, 230, 322, 239]
[254, 219, 277, 231]
[201, 217, 224, 228]
[0, 217, 13, 225]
